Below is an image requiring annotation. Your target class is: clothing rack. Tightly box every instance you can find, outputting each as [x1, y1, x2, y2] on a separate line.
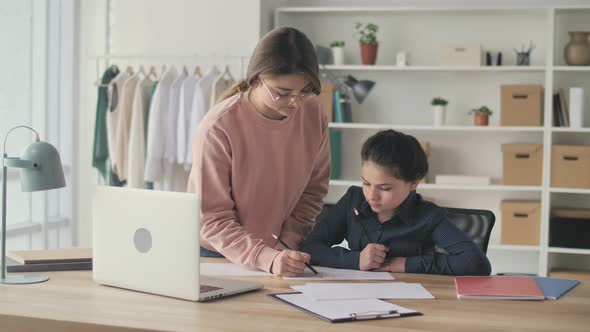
[91, 54, 249, 87]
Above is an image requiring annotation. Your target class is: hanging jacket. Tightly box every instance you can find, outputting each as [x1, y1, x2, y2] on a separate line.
[92, 65, 122, 185]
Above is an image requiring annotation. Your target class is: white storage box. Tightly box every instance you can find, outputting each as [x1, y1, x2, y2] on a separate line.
[440, 45, 484, 66]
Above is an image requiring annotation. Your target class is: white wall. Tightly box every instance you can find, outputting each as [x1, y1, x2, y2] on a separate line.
[76, 0, 590, 250]
[0, 0, 34, 249]
[77, 0, 273, 246]
[0, 0, 75, 250]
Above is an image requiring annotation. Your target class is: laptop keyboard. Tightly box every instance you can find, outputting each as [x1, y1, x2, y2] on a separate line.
[200, 284, 222, 293]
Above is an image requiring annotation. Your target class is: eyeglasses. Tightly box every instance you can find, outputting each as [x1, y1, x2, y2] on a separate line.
[261, 79, 317, 105]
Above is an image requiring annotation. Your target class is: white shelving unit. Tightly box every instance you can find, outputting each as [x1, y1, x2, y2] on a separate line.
[324, 64, 547, 72]
[277, 5, 590, 276]
[330, 179, 542, 192]
[329, 123, 545, 132]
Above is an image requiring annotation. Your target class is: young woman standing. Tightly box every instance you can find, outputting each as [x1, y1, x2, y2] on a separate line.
[188, 27, 330, 277]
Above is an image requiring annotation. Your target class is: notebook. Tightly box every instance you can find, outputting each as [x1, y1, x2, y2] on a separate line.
[455, 276, 545, 300]
[270, 293, 421, 323]
[534, 277, 580, 300]
[7, 248, 92, 264]
[6, 257, 92, 273]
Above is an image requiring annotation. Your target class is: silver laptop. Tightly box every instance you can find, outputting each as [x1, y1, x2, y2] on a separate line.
[92, 186, 263, 301]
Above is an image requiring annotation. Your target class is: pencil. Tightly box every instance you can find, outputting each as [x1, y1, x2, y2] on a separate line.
[272, 234, 319, 275]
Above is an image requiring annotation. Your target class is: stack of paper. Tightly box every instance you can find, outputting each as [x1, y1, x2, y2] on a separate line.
[291, 282, 434, 300]
[200, 263, 394, 280]
[284, 266, 394, 280]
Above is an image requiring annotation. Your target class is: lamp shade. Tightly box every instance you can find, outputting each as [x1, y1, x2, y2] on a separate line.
[344, 75, 375, 104]
[19, 141, 66, 192]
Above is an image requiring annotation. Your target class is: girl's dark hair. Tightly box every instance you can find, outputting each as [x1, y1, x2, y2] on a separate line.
[220, 27, 321, 101]
[361, 130, 428, 183]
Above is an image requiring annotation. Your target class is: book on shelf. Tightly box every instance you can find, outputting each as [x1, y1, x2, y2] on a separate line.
[551, 93, 563, 127]
[558, 88, 570, 127]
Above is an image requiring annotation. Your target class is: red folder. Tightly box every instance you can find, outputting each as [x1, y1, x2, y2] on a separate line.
[455, 276, 545, 300]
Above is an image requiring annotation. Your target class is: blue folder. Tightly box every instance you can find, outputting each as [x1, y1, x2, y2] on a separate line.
[533, 277, 580, 300]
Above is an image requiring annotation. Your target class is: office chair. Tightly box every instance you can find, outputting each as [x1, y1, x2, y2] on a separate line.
[443, 207, 495, 254]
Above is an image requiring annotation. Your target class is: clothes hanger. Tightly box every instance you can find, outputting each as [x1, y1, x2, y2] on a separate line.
[193, 65, 201, 76]
[148, 65, 158, 79]
[125, 65, 134, 75]
[223, 65, 234, 81]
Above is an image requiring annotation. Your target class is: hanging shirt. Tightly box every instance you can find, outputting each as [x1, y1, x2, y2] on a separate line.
[92, 65, 119, 182]
[145, 81, 159, 190]
[176, 73, 201, 164]
[210, 72, 235, 109]
[144, 66, 179, 189]
[184, 67, 221, 170]
[106, 71, 131, 177]
[127, 75, 154, 189]
[163, 69, 188, 163]
[113, 72, 141, 181]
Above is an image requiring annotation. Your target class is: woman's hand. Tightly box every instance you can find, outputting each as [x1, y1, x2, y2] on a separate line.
[374, 257, 406, 273]
[359, 243, 388, 271]
[270, 250, 311, 277]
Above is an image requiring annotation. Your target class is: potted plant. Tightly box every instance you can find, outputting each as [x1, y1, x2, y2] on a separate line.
[355, 22, 378, 65]
[469, 106, 493, 126]
[431, 97, 448, 126]
[330, 40, 345, 65]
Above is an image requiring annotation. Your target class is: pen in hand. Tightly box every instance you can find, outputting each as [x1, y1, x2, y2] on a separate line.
[272, 234, 319, 276]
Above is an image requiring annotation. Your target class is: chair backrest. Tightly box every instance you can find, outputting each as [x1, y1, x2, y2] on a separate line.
[443, 207, 495, 254]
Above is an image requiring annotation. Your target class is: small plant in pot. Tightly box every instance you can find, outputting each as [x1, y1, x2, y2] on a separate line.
[431, 97, 448, 126]
[355, 22, 378, 65]
[469, 106, 493, 126]
[330, 40, 345, 65]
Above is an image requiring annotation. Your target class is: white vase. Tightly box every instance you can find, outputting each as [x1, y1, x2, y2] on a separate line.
[331, 47, 344, 65]
[432, 105, 446, 126]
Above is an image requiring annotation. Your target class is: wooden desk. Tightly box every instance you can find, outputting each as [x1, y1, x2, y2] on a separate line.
[0, 259, 588, 332]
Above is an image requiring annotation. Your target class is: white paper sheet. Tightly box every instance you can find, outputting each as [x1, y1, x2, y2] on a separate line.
[283, 266, 394, 280]
[200, 263, 272, 276]
[274, 293, 417, 321]
[291, 282, 434, 300]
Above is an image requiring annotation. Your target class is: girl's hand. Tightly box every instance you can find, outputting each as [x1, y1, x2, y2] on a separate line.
[270, 250, 311, 277]
[359, 243, 388, 270]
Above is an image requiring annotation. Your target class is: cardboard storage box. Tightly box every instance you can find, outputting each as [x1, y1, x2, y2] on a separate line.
[502, 144, 543, 185]
[550, 209, 590, 249]
[501, 200, 541, 245]
[551, 145, 590, 189]
[440, 45, 483, 66]
[501, 84, 543, 126]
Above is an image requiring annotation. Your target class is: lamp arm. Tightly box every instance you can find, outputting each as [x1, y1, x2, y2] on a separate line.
[2, 126, 39, 280]
[4, 158, 38, 169]
[320, 65, 345, 91]
[3, 126, 40, 159]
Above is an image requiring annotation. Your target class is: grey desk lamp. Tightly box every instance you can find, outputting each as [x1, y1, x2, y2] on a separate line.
[320, 65, 375, 104]
[1, 125, 66, 284]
